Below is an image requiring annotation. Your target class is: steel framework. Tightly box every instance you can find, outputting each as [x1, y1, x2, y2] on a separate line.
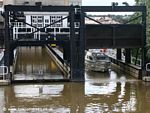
[4, 5, 146, 82]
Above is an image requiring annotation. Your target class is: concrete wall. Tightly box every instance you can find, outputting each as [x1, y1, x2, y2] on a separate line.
[111, 58, 142, 79]
[112, 63, 142, 79]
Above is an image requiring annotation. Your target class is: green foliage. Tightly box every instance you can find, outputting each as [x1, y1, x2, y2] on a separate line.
[129, 12, 142, 24]
[146, 43, 150, 58]
[131, 48, 141, 58]
[130, 12, 141, 59]
[135, 0, 140, 4]
[143, 0, 150, 61]
[110, 15, 131, 23]
[134, 0, 150, 61]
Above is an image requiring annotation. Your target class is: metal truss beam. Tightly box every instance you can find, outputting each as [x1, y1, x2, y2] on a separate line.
[82, 6, 146, 12]
[5, 5, 146, 13]
[5, 5, 71, 12]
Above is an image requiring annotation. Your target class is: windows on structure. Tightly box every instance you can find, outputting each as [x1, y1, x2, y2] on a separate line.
[45, 19, 49, 23]
[31, 15, 63, 28]
[50, 15, 63, 27]
[31, 15, 44, 28]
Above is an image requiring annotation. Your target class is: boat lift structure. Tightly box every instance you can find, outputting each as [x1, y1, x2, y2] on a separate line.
[3, 4, 146, 82]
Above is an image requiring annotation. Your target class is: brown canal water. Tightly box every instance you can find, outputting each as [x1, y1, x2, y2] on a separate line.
[0, 72, 150, 113]
[0, 47, 149, 113]
[13, 47, 64, 80]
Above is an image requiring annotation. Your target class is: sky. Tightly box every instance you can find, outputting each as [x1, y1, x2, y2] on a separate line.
[82, 0, 135, 6]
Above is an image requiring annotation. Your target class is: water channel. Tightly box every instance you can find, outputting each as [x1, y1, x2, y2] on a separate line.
[0, 47, 150, 113]
[13, 47, 64, 80]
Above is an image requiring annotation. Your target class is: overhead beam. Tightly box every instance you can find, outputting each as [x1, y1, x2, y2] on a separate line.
[82, 6, 146, 12]
[5, 5, 146, 12]
[5, 5, 71, 12]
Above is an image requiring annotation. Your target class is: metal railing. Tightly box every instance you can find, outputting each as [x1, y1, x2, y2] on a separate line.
[0, 66, 8, 80]
[13, 26, 70, 40]
[131, 56, 141, 66]
[146, 63, 150, 72]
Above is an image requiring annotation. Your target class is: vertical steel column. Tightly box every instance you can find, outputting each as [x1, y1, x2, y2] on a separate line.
[141, 6, 147, 70]
[9, 49, 14, 65]
[63, 41, 70, 63]
[77, 9, 85, 81]
[70, 7, 76, 81]
[125, 48, 131, 63]
[4, 9, 10, 79]
[117, 49, 121, 60]
[112, 26, 116, 46]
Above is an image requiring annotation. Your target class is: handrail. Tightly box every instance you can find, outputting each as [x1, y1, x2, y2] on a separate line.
[0, 66, 8, 80]
[131, 56, 141, 66]
[146, 63, 150, 72]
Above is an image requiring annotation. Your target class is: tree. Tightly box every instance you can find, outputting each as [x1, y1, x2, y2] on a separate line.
[135, 0, 150, 61]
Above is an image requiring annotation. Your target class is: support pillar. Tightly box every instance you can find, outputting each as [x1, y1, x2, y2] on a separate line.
[125, 48, 131, 64]
[76, 10, 85, 81]
[141, 6, 147, 78]
[4, 10, 11, 80]
[73, 11, 85, 82]
[117, 49, 121, 60]
[70, 7, 77, 81]
[9, 49, 14, 65]
[70, 7, 85, 81]
[63, 41, 70, 63]
[141, 7, 147, 70]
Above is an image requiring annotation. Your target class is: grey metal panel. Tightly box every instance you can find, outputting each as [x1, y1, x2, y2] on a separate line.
[85, 24, 143, 48]
[115, 25, 142, 39]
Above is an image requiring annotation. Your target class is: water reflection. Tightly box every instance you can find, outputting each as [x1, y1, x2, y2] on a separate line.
[0, 69, 150, 113]
[14, 47, 63, 80]
[0, 88, 5, 113]
[16, 47, 61, 74]
[85, 82, 117, 95]
[14, 85, 64, 98]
